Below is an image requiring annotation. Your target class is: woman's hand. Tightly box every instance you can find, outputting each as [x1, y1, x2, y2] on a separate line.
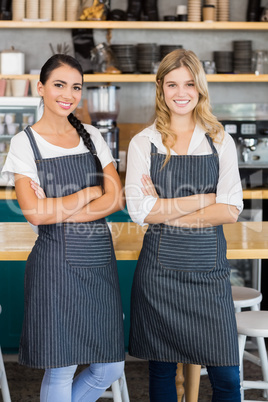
[141, 174, 159, 198]
[30, 180, 103, 201]
[30, 180, 46, 199]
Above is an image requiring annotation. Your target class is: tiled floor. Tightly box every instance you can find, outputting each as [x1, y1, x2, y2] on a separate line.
[1, 353, 268, 401]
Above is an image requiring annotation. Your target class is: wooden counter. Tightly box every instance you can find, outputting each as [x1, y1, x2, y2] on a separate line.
[1, 188, 268, 201]
[0, 221, 268, 261]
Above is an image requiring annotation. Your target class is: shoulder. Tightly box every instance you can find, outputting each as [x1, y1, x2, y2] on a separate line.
[82, 123, 102, 138]
[10, 130, 30, 147]
[9, 130, 33, 155]
[129, 124, 160, 148]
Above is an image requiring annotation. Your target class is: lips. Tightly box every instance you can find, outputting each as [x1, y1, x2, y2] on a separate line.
[174, 100, 190, 105]
[57, 101, 72, 110]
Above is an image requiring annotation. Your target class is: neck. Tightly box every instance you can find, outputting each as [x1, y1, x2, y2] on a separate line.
[170, 114, 195, 137]
[35, 113, 73, 136]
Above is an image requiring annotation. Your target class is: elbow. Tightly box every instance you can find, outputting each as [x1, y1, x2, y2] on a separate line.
[226, 205, 239, 224]
[25, 214, 42, 226]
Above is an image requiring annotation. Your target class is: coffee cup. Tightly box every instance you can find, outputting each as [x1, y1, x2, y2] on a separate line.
[203, 5, 215, 22]
[11, 79, 29, 97]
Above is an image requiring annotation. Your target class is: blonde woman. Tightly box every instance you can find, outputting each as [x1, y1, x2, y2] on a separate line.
[125, 49, 243, 401]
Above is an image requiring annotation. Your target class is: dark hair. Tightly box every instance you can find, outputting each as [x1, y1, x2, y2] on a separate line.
[40, 54, 104, 189]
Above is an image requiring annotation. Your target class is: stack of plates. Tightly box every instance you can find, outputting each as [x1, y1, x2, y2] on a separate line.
[111, 45, 137, 73]
[213, 51, 233, 73]
[66, 0, 79, 21]
[160, 45, 183, 60]
[26, 0, 39, 19]
[204, 0, 217, 20]
[188, 0, 202, 22]
[233, 40, 252, 73]
[137, 43, 160, 73]
[12, 0, 25, 20]
[40, 0, 52, 20]
[218, 0, 229, 21]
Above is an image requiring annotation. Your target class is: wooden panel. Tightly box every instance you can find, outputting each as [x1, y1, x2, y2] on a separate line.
[0, 21, 268, 30]
[1, 74, 268, 83]
[1, 222, 268, 261]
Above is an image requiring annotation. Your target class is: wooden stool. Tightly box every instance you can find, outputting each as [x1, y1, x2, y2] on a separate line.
[232, 286, 262, 313]
[236, 310, 268, 401]
[101, 371, 130, 402]
[0, 305, 11, 402]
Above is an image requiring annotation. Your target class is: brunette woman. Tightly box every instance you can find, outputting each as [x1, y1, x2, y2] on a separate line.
[125, 49, 243, 401]
[2, 54, 125, 401]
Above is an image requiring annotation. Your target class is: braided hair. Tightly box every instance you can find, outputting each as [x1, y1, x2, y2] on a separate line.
[39, 53, 104, 189]
[68, 113, 104, 189]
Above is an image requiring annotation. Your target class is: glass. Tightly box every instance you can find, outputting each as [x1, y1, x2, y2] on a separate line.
[252, 50, 268, 75]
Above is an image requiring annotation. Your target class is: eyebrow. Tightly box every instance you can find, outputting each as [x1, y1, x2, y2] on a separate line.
[53, 80, 82, 86]
[165, 80, 195, 84]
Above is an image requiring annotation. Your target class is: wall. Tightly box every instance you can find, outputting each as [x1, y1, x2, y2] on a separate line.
[0, 0, 268, 124]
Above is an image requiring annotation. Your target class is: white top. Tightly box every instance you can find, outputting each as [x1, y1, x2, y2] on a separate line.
[125, 123, 244, 226]
[2, 123, 115, 186]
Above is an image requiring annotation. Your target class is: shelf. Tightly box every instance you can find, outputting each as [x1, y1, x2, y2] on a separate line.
[1, 74, 268, 83]
[0, 20, 267, 30]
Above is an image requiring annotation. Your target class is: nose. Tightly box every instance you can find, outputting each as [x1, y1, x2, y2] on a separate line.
[176, 85, 186, 97]
[62, 86, 73, 99]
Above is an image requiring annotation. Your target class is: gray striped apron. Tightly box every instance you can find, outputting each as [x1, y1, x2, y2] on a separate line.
[129, 135, 239, 366]
[19, 126, 125, 369]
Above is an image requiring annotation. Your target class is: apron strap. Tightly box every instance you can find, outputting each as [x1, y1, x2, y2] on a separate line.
[151, 142, 158, 154]
[205, 133, 218, 155]
[24, 125, 43, 161]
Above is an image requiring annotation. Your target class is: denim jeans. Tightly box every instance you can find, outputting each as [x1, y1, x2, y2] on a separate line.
[40, 361, 124, 402]
[149, 361, 241, 402]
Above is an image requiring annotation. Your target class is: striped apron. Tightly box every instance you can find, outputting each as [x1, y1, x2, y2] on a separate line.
[129, 135, 239, 366]
[19, 126, 125, 369]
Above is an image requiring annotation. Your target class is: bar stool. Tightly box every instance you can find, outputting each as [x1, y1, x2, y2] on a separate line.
[100, 371, 130, 402]
[0, 305, 11, 402]
[236, 311, 268, 401]
[232, 286, 262, 313]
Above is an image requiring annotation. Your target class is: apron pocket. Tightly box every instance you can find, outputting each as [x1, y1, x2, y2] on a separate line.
[64, 222, 111, 268]
[158, 225, 217, 272]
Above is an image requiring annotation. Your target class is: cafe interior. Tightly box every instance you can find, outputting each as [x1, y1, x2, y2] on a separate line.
[0, 0, 268, 401]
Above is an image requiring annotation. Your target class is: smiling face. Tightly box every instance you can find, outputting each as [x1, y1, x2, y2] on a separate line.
[162, 66, 199, 120]
[37, 64, 83, 118]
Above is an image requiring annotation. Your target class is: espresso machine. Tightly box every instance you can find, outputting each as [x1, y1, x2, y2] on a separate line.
[87, 85, 120, 166]
[212, 103, 268, 189]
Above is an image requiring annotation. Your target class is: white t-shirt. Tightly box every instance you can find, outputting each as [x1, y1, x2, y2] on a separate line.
[2, 123, 115, 186]
[125, 123, 244, 226]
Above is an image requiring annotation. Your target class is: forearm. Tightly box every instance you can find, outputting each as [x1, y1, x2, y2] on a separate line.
[16, 182, 100, 225]
[64, 191, 125, 223]
[144, 193, 215, 224]
[167, 203, 239, 228]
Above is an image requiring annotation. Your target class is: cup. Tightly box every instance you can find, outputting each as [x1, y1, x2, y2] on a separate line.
[30, 79, 39, 97]
[0, 123, 5, 135]
[0, 79, 7, 96]
[6, 123, 20, 136]
[11, 79, 28, 97]
[22, 113, 35, 125]
[252, 50, 268, 75]
[5, 113, 16, 124]
[0, 113, 5, 124]
[203, 5, 215, 22]
[176, 5, 187, 21]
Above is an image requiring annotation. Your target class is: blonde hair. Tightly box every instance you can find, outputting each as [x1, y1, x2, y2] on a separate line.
[155, 49, 224, 167]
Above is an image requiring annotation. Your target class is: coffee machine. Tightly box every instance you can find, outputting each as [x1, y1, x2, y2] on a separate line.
[87, 85, 120, 166]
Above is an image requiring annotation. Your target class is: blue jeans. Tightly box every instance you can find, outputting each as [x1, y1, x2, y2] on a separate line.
[40, 361, 124, 402]
[149, 361, 241, 402]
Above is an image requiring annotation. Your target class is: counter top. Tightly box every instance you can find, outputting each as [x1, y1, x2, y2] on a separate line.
[1, 188, 268, 200]
[0, 221, 268, 261]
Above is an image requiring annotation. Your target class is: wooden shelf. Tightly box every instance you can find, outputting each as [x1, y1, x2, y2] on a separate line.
[0, 20, 267, 30]
[1, 74, 268, 83]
